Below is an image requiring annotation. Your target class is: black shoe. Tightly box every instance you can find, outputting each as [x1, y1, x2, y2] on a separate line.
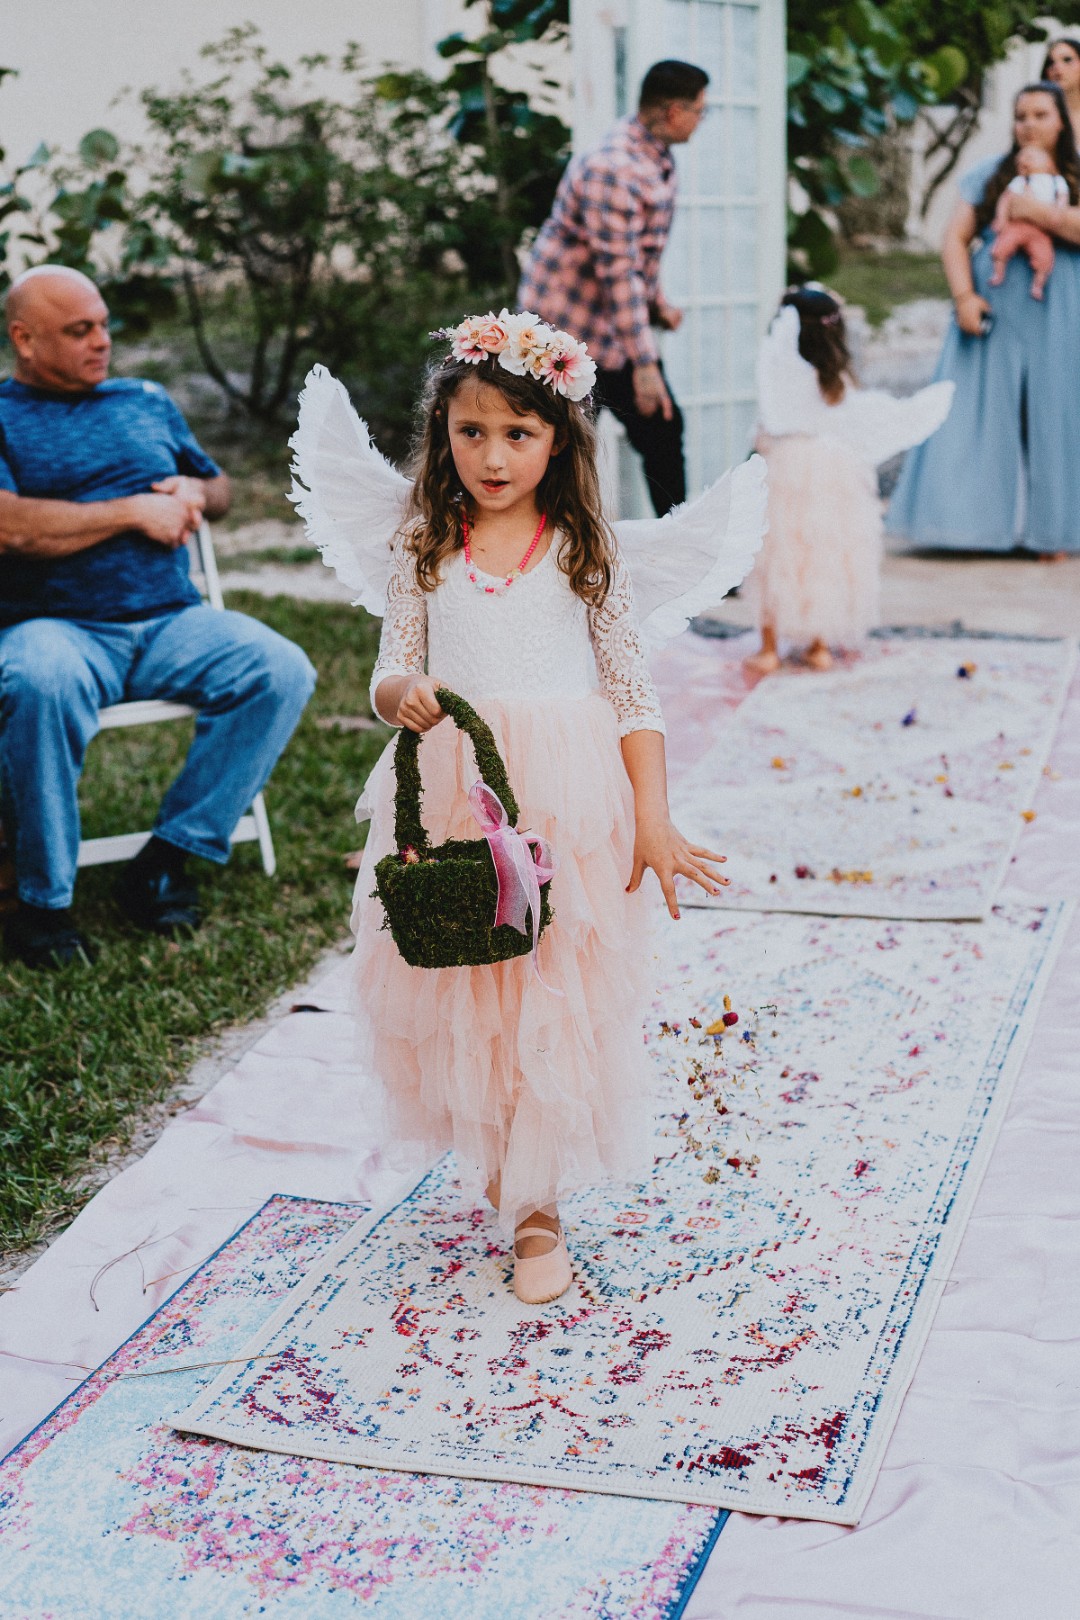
[5, 903, 96, 969]
[116, 864, 202, 935]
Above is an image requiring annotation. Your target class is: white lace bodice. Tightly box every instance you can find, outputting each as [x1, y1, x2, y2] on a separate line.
[371, 540, 665, 737]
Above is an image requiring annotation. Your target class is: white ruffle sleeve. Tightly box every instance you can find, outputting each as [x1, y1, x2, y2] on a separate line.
[588, 552, 666, 737]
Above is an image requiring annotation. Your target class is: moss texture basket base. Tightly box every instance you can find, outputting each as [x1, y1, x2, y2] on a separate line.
[373, 689, 553, 971]
[374, 838, 553, 970]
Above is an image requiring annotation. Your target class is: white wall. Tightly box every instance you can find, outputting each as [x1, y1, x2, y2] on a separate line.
[1, 1, 471, 168]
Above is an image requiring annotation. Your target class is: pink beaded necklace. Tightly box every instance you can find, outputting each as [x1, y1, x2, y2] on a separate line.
[462, 510, 547, 595]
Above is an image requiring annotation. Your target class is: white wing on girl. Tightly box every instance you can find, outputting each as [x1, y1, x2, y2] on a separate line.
[756, 304, 955, 466]
[756, 303, 827, 436]
[288, 364, 411, 615]
[614, 454, 768, 649]
[830, 380, 956, 468]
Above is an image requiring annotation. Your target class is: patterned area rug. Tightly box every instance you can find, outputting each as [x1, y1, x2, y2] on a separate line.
[175, 898, 1068, 1525]
[0, 1197, 723, 1619]
[671, 637, 1075, 919]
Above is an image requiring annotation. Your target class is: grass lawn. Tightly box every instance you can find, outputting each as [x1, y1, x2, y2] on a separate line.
[0, 592, 388, 1253]
[831, 247, 950, 327]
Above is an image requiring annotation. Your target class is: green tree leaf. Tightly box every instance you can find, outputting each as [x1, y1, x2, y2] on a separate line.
[78, 128, 120, 168]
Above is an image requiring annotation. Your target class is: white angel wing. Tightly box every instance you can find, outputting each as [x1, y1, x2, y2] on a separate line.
[288, 364, 411, 615]
[614, 454, 768, 648]
[829, 381, 956, 468]
[756, 304, 828, 437]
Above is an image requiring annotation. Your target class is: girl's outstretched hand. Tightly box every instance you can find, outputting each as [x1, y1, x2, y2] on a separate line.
[626, 813, 729, 920]
[396, 675, 448, 733]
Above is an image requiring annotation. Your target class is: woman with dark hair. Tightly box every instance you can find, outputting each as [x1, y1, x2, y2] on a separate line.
[1043, 38, 1080, 143]
[887, 84, 1080, 557]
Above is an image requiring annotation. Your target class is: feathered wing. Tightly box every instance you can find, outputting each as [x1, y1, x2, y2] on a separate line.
[831, 380, 956, 468]
[615, 455, 768, 649]
[288, 364, 411, 615]
[756, 304, 829, 437]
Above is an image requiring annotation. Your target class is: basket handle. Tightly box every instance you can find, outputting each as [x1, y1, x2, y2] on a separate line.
[392, 687, 521, 854]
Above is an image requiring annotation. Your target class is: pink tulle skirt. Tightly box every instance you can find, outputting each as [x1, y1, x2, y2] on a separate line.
[348, 693, 656, 1230]
[745, 434, 882, 646]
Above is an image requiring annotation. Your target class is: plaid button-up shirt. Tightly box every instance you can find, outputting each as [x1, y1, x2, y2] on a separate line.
[518, 117, 677, 371]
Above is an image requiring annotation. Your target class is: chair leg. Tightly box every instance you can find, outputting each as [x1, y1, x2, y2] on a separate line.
[250, 792, 277, 877]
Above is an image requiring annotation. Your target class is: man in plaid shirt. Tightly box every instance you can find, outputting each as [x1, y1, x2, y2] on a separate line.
[519, 60, 709, 515]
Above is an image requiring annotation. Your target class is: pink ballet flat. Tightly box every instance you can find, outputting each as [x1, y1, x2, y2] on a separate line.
[513, 1225, 573, 1304]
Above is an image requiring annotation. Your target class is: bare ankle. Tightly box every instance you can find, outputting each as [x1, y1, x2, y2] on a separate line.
[514, 1207, 561, 1258]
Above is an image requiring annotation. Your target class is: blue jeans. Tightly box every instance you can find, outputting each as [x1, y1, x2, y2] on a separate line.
[0, 606, 316, 908]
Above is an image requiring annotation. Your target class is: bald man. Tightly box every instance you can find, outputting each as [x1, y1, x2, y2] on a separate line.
[0, 267, 316, 968]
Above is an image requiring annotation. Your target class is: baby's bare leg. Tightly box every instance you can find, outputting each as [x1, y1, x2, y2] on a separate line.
[989, 232, 1017, 287]
[1026, 228, 1055, 299]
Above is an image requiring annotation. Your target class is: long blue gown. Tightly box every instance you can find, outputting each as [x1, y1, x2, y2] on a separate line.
[886, 155, 1080, 554]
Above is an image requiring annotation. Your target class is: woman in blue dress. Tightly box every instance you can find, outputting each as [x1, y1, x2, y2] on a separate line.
[887, 83, 1080, 557]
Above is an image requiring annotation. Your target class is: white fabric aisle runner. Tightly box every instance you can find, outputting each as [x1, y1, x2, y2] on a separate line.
[671, 636, 1075, 920]
[175, 895, 1069, 1525]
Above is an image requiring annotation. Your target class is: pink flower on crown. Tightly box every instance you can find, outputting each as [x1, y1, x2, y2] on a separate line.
[535, 333, 597, 402]
[451, 314, 509, 364]
[437, 309, 597, 402]
[499, 309, 548, 377]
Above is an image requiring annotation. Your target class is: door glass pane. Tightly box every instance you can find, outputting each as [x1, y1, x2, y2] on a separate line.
[696, 2, 726, 88]
[698, 207, 727, 293]
[694, 105, 727, 177]
[731, 6, 759, 98]
[700, 305, 726, 383]
[664, 0, 692, 57]
[727, 205, 757, 287]
[731, 398, 757, 459]
[698, 403, 729, 484]
[730, 105, 758, 196]
[663, 206, 693, 301]
[663, 319, 694, 399]
[729, 303, 758, 394]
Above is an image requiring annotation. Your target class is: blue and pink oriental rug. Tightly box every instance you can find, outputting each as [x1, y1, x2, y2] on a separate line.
[172, 898, 1066, 1527]
[0, 1195, 723, 1619]
[0, 899, 1066, 1613]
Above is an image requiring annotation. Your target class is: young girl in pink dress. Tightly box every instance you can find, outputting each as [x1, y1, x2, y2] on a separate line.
[745, 286, 954, 675]
[291, 312, 765, 1305]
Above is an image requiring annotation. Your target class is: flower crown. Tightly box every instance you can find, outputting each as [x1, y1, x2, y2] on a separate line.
[430, 310, 597, 404]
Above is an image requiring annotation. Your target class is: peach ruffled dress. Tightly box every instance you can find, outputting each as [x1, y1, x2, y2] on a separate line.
[746, 306, 954, 647]
[350, 539, 665, 1231]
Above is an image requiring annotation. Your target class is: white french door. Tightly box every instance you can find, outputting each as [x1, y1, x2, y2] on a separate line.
[571, 0, 785, 508]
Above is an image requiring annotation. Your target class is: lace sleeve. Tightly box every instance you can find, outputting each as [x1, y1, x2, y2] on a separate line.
[589, 552, 666, 737]
[369, 542, 428, 719]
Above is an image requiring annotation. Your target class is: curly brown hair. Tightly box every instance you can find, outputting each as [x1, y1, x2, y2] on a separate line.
[974, 82, 1080, 234]
[781, 286, 851, 403]
[402, 356, 615, 607]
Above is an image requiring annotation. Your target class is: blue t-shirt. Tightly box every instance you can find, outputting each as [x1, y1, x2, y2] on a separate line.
[0, 377, 222, 625]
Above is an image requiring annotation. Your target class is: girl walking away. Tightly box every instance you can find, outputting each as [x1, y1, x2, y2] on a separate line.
[746, 287, 953, 676]
[291, 312, 766, 1305]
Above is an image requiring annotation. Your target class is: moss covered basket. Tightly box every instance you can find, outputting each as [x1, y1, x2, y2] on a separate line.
[373, 688, 553, 970]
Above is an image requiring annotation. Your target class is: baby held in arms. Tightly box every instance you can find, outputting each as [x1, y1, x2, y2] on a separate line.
[990, 143, 1069, 298]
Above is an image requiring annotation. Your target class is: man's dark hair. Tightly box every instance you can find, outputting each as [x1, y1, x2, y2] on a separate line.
[639, 60, 709, 110]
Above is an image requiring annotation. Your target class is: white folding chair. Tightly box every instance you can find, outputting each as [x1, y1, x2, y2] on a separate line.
[75, 522, 277, 876]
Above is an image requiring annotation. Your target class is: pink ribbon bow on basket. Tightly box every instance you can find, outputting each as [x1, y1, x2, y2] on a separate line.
[468, 781, 558, 986]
